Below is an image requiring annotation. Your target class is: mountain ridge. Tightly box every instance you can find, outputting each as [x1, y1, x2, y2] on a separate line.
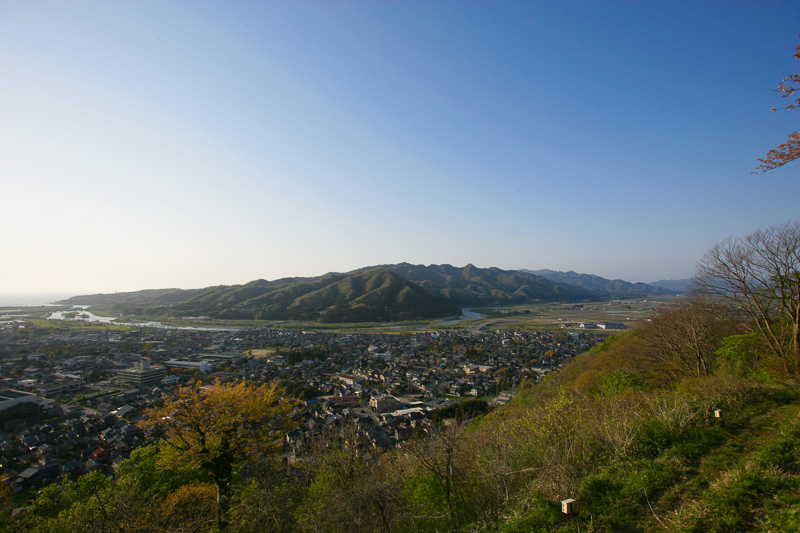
[521, 268, 679, 298]
[648, 278, 692, 293]
[57, 264, 672, 322]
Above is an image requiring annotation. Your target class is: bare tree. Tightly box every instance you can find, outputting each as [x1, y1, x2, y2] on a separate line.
[407, 421, 472, 530]
[645, 301, 740, 377]
[693, 221, 800, 373]
[291, 424, 408, 533]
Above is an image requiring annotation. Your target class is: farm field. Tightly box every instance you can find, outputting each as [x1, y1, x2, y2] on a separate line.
[452, 298, 678, 333]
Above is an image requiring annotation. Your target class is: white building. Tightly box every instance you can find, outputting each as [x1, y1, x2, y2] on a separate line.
[117, 358, 167, 387]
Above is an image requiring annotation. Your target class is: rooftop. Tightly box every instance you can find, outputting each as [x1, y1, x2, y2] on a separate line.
[0, 390, 36, 401]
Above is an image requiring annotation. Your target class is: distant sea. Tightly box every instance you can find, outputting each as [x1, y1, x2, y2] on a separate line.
[0, 293, 78, 307]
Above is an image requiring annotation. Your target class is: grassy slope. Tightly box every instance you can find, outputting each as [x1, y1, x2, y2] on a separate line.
[484, 334, 800, 532]
[660, 400, 800, 531]
[569, 389, 800, 532]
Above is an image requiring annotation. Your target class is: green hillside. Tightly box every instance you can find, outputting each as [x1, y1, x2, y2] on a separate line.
[13, 299, 800, 531]
[153, 269, 460, 322]
[60, 269, 461, 323]
[56, 263, 596, 323]
[381, 263, 596, 305]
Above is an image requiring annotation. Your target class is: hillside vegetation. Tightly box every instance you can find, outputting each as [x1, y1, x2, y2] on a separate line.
[59, 268, 461, 323]
[379, 263, 601, 305]
[56, 264, 671, 323]
[7, 301, 800, 532]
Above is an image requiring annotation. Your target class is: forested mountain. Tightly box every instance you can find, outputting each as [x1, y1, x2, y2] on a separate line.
[59, 269, 460, 323]
[521, 269, 678, 298]
[57, 264, 596, 322]
[375, 263, 595, 305]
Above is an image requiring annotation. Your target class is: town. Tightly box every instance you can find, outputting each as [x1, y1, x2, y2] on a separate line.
[0, 321, 606, 497]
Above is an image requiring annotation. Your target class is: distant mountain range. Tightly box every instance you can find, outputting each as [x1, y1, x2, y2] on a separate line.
[58, 264, 683, 323]
[521, 269, 688, 298]
[648, 278, 692, 293]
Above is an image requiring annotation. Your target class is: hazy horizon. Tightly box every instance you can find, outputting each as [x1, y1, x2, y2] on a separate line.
[0, 263, 694, 306]
[3, 1, 798, 295]
[0, 292, 80, 307]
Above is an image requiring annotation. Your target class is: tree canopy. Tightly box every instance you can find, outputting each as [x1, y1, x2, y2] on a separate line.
[139, 380, 296, 529]
[755, 38, 800, 173]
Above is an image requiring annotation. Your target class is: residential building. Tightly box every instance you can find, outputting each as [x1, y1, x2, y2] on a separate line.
[117, 358, 167, 388]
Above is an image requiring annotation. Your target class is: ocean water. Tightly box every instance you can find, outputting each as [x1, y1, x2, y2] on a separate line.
[0, 293, 78, 307]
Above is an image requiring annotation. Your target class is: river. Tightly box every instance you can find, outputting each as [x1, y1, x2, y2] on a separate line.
[46, 306, 486, 332]
[432, 308, 487, 326]
[46, 307, 239, 331]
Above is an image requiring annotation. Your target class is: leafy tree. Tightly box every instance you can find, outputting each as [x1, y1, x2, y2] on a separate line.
[715, 332, 769, 377]
[112, 444, 208, 524]
[0, 474, 13, 531]
[227, 457, 306, 532]
[277, 378, 319, 400]
[0, 402, 45, 425]
[85, 369, 106, 382]
[431, 399, 490, 422]
[599, 369, 641, 396]
[139, 380, 296, 530]
[755, 38, 800, 173]
[17, 445, 215, 532]
[693, 221, 800, 373]
[21, 471, 119, 532]
[158, 481, 217, 530]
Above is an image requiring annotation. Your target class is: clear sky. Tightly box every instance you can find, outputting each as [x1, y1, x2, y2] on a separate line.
[1, 1, 798, 297]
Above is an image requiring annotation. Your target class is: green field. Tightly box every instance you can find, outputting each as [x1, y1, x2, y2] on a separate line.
[10, 298, 676, 333]
[439, 298, 677, 332]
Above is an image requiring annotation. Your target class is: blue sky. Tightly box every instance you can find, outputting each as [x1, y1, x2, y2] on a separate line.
[1, 1, 798, 296]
